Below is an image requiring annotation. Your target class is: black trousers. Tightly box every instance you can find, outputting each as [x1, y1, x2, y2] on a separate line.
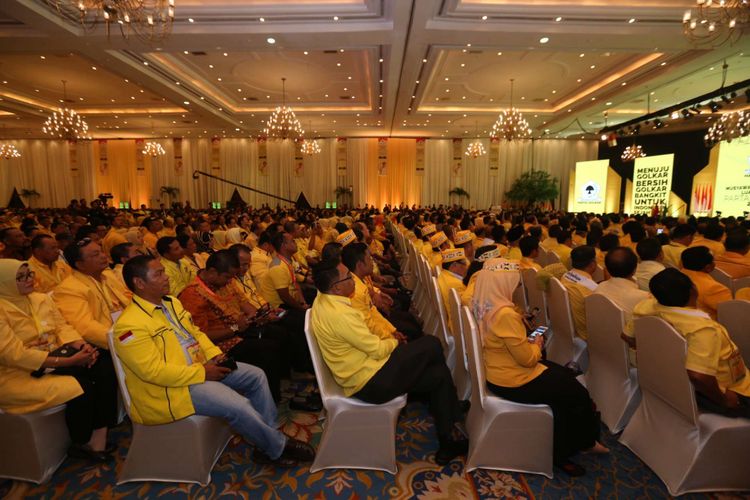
[487, 360, 600, 463]
[53, 350, 119, 445]
[275, 307, 314, 373]
[229, 336, 285, 402]
[387, 309, 423, 341]
[353, 335, 461, 445]
[696, 392, 750, 418]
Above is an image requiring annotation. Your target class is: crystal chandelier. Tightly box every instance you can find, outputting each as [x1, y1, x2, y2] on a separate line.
[143, 141, 166, 157]
[464, 139, 486, 159]
[0, 143, 21, 159]
[705, 110, 750, 147]
[42, 80, 90, 140]
[47, 0, 175, 42]
[683, 0, 750, 46]
[300, 138, 321, 155]
[263, 78, 304, 141]
[491, 79, 532, 141]
[621, 144, 646, 162]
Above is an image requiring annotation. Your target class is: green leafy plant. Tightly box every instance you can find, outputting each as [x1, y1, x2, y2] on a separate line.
[334, 186, 352, 199]
[505, 170, 559, 208]
[159, 186, 180, 205]
[19, 188, 40, 208]
[448, 187, 470, 204]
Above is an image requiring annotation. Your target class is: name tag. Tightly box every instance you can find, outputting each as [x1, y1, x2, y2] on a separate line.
[187, 341, 206, 365]
[728, 351, 747, 384]
[563, 271, 598, 291]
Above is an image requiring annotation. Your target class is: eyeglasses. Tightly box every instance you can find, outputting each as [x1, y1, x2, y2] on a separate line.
[16, 270, 35, 282]
[331, 272, 353, 287]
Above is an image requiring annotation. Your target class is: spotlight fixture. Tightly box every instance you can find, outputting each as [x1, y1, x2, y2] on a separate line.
[709, 101, 721, 112]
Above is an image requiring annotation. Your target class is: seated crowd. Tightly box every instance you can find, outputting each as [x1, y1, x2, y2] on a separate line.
[0, 200, 748, 482]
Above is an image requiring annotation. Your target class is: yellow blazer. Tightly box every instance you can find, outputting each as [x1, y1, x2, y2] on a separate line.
[28, 255, 72, 294]
[113, 295, 222, 425]
[53, 270, 132, 348]
[0, 293, 83, 413]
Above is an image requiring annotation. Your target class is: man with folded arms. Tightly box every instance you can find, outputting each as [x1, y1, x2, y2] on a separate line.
[113, 255, 315, 466]
[28, 234, 72, 293]
[311, 259, 468, 465]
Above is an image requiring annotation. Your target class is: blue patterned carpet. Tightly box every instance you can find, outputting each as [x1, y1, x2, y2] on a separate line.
[1, 381, 748, 499]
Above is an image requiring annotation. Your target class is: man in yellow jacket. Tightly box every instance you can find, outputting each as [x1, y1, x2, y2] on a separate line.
[113, 255, 314, 467]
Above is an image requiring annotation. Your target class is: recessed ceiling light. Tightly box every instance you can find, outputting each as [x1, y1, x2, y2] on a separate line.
[333, 16, 339, 21]
[336, 62, 341, 67]
[552, 90, 557, 94]
[628, 18, 636, 23]
[555, 16, 563, 22]
[444, 77, 449, 81]
[223, 52, 228, 56]
[40, 55, 45, 60]
[590, 64, 596, 69]
[539, 37, 550, 44]
[348, 76, 352, 80]
[267, 37, 275, 44]
[259, 17, 265, 22]
[579, 53, 585, 58]
[621, 82, 627, 86]
[481, 15, 488, 20]
[660, 62, 667, 66]
[183, 50, 188, 54]
[422, 58, 427, 63]
[183, 101, 189, 105]
[303, 51, 309, 55]
[188, 18, 194, 23]
[143, 61, 149, 65]
[91, 66, 97, 70]
[209, 64, 214, 68]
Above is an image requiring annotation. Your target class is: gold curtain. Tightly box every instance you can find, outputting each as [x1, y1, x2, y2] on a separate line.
[93, 140, 153, 209]
[360, 138, 421, 208]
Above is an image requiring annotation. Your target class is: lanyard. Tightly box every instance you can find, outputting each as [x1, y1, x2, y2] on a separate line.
[87, 274, 119, 314]
[279, 255, 303, 299]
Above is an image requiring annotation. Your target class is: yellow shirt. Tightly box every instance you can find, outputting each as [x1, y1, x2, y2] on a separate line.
[483, 307, 546, 388]
[113, 295, 222, 425]
[233, 274, 268, 310]
[691, 238, 725, 257]
[714, 251, 750, 279]
[143, 231, 159, 253]
[250, 247, 273, 288]
[0, 293, 83, 414]
[351, 274, 396, 340]
[681, 269, 732, 320]
[550, 243, 572, 270]
[161, 257, 195, 297]
[461, 273, 477, 307]
[561, 269, 597, 340]
[101, 227, 128, 261]
[310, 293, 398, 397]
[520, 257, 542, 272]
[630, 298, 750, 397]
[437, 270, 466, 333]
[53, 270, 132, 348]
[662, 242, 687, 268]
[28, 255, 72, 294]
[183, 252, 209, 275]
[507, 247, 522, 261]
[369, 239, 385, 258]
[259, 257, 300, 308]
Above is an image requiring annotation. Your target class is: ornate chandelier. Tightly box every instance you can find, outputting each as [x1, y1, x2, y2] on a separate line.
[47, 0, 175, 42]
[300, 138, 321, 155]
[491, 79, 532, 141]
[705, 110, 750, 147]
[683, 0, 750, 46]
[621, 144, 646, 162]
[464, 139, 486, 159]
[0, 143, 21, 159]
[143, 141, 166, 157]
[263, 78, 304, 141]
[42, 80, 90, 140]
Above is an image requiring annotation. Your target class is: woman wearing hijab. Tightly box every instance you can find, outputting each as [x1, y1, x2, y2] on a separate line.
[124, 227, 151, 257]
[225, 227, 249, 247]
[0, 260, 118, 462]
[472, 258, 607, 476]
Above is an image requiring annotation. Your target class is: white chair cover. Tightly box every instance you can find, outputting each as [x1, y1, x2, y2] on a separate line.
[535, 247, 549, 267]
[584, 294, 640, 433]
[545, 278, 588, 370]
[591, 265, 605, 283]
[547, 251, 561, 266]
[717, 300, 750, 366]
[303, 311, 407, 474]
[108, 332, 232, 486]
[732, 276, 750, 297]
[0, 405, 69, 484]
[429, 276, 457, 372]
[512, 279, 528, 311]
[521, 268, 549, 327]
[710, 268, 732, 290]
[460, 305, 554, 477]
[448, 288, 471, 400]
[620, 316, 750, 495]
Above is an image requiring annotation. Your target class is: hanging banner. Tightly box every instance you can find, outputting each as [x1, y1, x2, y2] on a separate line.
[415, 138, 425, 176]
[336, 137, 347, 177]
[258, 138, 269, 176]
[294, 143, 304, 178]
[631, 154, 674, 214]
[68, 140, 79, 178]
[712, 140, 750, 216]
[98, 139, 108, 175]
[452, 139, 463, 178]
[135, 139, 145, 176]
[489, 137, 500, 176]
[570, 159, 610, 213]
[377, 137, 388, 176]
[174, 138, 183, 176]
[210, 137, 221, 171]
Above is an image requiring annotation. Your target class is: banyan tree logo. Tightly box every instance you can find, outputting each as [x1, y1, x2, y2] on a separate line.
[580, 181, 602, 202]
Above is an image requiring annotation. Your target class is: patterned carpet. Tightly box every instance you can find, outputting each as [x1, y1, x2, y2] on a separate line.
[1, 381, 747, 500]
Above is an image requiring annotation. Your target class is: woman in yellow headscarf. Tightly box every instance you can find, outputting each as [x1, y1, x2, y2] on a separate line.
[472, 258, 607, 477]
[0, 259, 118, 462]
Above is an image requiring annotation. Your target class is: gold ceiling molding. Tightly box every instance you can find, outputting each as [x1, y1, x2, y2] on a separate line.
[75, 107, 186, 114]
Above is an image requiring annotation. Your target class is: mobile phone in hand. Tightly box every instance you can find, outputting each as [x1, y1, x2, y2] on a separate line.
[528, 326, 549, 343]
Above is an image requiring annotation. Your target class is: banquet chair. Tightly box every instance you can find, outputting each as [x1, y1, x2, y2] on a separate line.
[448, 288, 471, 400]
[535, 247, 549, 267]
[522, 268, 549, 327]
[108, 332, 232, 486]
[710, 268, 732, 290]
[304, 311, 406, 474]
[591, 265, 605, 283]
[460, 305, 554, 477]
[429, 276, 457, 372]
[0, 405, 69, 484]
[731, 276, 750, 297]
[717, 300, 750, 365]
[512, 279, 528, 311]
[547, 251, 561, 266]
[584, 294, 640, 433]
[620, 316, 750, 495]
[545, 278, 588, 370]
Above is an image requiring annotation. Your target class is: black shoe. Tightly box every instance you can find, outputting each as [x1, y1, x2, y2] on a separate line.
[435, 438, 469, 465]
[289, 394, 322, 412]
[251, 448, 297, 468]
[555, 459, 586, 477]
[67, 443, 112, 463]
[282, 437, 316, 462]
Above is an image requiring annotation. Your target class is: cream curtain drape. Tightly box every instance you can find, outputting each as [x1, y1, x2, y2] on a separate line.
[0, 137, 597, 209]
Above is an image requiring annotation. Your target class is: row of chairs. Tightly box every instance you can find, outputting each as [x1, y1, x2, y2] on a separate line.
[709, 267, 750, 297]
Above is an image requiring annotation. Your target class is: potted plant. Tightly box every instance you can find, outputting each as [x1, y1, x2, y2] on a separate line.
[159, 186, 180, 206]
[448, 187, 470, 205]
[19, 188, 40, 208]
[505, 170, 559, 209]
[334, 186, 353, 206]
